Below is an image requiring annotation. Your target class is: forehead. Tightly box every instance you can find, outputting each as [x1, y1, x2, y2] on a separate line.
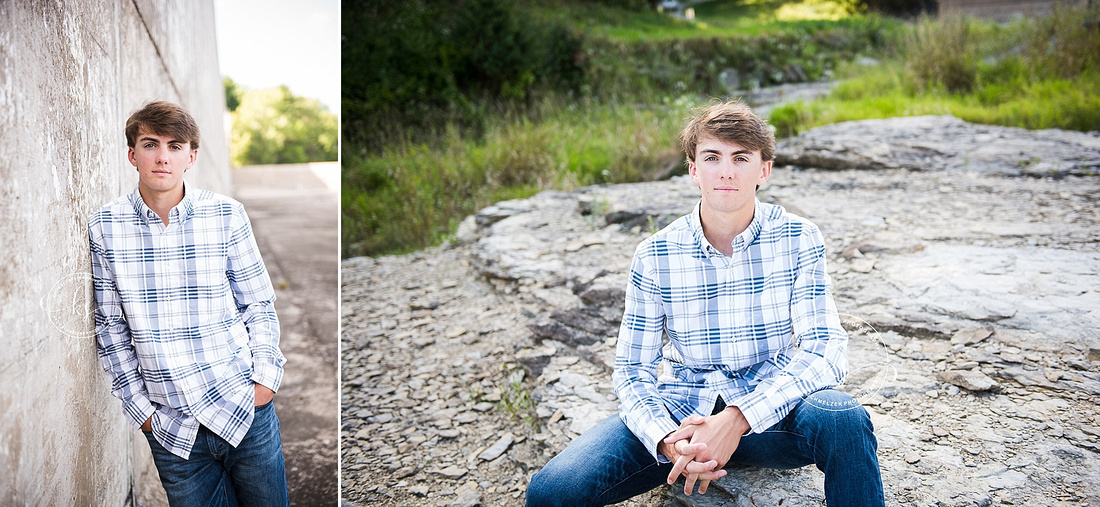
[695, 137, 758, 156]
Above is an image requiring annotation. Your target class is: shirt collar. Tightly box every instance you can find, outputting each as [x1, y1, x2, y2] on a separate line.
[128, 182, 194, 225]
[689, 198, 765, 257]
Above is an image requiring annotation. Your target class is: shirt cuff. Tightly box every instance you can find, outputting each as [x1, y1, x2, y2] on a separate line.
[726, 391, 778, 435]
[123, 394, 156, 429]
[638, 416, 680, 462]
[250, 359, 284, 393]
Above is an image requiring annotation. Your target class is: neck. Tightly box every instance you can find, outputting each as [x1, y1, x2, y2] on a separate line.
[699, 201, 755, 256]
[138, 184, 185, 226]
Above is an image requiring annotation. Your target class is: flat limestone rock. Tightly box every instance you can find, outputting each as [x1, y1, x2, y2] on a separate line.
[776, 115, 1100, 177]
[938, 370, 1000, 392]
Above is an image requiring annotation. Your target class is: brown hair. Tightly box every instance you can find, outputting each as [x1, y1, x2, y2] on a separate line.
[679, 100, 774, 163]
[125, 101, 200, 150]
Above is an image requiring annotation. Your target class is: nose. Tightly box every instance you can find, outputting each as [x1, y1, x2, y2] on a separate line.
[155, 145, 170, 164]
[717, 158, 735, 178]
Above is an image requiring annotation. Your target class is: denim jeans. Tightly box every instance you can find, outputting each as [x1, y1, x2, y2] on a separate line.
[144, 401, 289, 507]
[526, 389, 884, 507]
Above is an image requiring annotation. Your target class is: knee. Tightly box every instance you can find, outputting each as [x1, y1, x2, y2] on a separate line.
[803, 389, 875, 441]
[526, 463, 572, 507]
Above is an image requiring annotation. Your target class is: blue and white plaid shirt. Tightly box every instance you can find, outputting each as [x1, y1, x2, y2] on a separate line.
[90, 184, 285, 459]
[613, 200, 849, 460]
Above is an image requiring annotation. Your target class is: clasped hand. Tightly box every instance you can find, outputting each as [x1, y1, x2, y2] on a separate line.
[658, 407, 750, 496]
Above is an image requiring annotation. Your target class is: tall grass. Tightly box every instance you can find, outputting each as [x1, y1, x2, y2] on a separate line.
[770, 5, 1100, 136]
[342, 99, 690, 257]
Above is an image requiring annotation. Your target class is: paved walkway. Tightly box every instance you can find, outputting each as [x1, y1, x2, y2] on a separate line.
[233, 162, 339, 506]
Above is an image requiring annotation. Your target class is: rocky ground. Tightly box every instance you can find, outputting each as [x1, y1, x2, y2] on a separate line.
[340, 116, 1100, 506]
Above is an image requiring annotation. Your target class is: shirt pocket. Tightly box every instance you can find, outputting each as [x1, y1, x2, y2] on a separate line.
[187, 252, 232, 318]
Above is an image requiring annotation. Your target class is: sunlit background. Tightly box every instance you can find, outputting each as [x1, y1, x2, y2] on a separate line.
[214, 0, 339, 167]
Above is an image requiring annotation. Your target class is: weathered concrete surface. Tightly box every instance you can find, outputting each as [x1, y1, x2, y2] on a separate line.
[0, 1, 228, 504]
[232, 163, 340, 506]
[341, 116, 1100, 506]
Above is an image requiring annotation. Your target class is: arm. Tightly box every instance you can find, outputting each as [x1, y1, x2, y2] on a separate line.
[612, 248, 680, 461]
[724, 224, 849, 434]
[90, 227, 156, 429]
[226, 205, 286, 394]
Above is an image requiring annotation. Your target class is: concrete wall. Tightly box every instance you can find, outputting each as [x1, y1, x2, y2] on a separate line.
[0, 1, 229, 504]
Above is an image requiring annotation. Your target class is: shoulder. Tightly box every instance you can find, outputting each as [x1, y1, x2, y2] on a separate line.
[189, 188, 247, 217]
[758, 201, 822, 241]
[634, 213, 694, 260]
[89, 194, 135, 230]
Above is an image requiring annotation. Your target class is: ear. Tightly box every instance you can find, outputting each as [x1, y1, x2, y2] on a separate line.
[688, 159, 697, 182]
[758, 160, 773, 184]
[186, 148, 198, 171]
[128, 147, 137, 167]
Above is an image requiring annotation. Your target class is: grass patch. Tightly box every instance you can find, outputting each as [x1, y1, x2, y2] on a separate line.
[342, 99, 690, 257]
[498, 379, 540, 430]
[769, 5, 1100, 136]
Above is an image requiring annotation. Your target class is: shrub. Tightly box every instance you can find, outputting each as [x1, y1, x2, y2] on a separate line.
[905, 14, 977, 93]
[1026, 4, 1100, 79]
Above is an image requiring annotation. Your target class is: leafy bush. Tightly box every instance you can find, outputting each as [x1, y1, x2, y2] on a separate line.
[584, 18, 891, 99]
[342, 0, 586, 153]
[854, 0, 935, 17]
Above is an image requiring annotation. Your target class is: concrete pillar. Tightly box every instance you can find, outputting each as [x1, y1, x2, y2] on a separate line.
[0, 0, 229, 504]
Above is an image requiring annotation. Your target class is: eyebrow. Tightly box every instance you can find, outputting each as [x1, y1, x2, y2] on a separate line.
[139, 136, 186, 145]
[700, 148, 753, 156]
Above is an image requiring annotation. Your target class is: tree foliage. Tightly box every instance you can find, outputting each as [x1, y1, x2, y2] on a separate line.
[229, 85, 338, 167]
[342, 0, 585, 153]
[224, 76, 241, 112]
[853, 0, 935, 16]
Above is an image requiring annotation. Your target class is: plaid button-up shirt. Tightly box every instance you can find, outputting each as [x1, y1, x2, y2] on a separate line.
[90, 185, 285, 459]
[613, 200, 849, 459]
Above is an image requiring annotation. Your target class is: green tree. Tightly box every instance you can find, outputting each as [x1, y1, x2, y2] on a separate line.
[230, 85, 338, 167]
[224, 76, 241, 112]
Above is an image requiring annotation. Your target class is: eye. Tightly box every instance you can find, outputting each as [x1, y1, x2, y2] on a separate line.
[735, 156, 749, 163]
[704, 155, 718, 162]
[169, 144, 182, 151]
[144, 142, 156, 148]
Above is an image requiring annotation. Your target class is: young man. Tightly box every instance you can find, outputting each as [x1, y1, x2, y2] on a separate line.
[526, 101, 884, 506]
[90, 101, 289, 506]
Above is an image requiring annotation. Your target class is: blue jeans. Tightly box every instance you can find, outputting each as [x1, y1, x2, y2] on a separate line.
[526, 389, 884, 507]
[144, 401, 289, 507]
